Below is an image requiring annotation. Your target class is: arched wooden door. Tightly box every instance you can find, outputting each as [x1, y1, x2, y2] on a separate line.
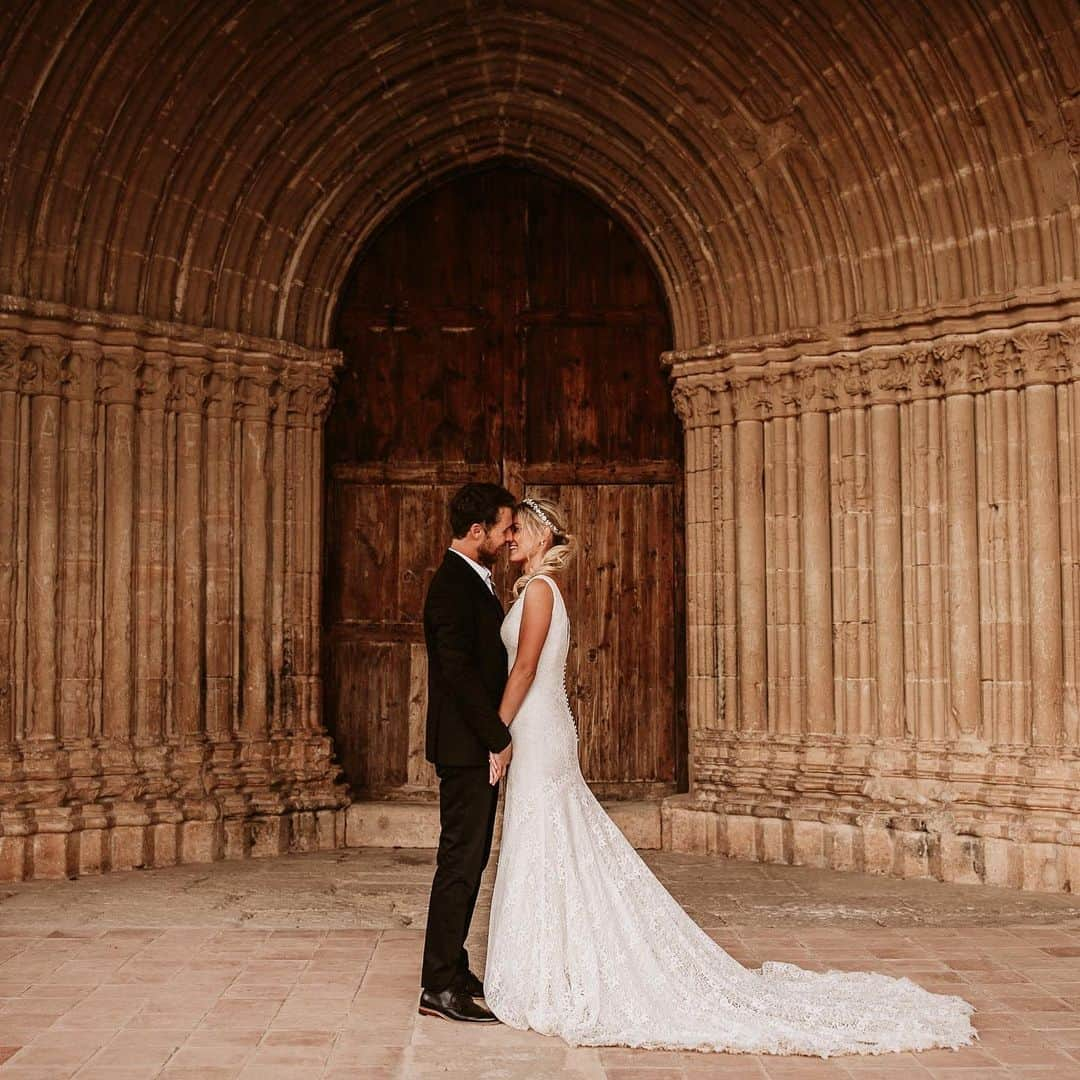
[324, 166, 685, 800]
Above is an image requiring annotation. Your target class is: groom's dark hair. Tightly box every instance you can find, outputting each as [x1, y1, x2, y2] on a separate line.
[449, 482, 516, 538]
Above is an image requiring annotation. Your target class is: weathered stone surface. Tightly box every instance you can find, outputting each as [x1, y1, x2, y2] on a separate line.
[0, 2, 1078, 894]
[343, 799, 662, 851]
[0, 318, 348, 881]
[663, 798, 1080, 896]
[1, 3, 1077, 353]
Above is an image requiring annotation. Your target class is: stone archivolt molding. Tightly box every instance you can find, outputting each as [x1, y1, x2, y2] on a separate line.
[671, 318, 1080, 427]
[2, 4, 1076, 353]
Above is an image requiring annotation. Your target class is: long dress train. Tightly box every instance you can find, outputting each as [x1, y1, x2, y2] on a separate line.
[484, 574, 975, 1057]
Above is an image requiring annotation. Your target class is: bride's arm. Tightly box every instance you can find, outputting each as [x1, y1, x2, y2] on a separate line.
[498, 578, 555, 728]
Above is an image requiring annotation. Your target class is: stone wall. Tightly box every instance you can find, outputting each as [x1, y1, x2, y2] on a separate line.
[666, 299, 1080, 892]
[0, 1, 1078, 890]
[0, 300, 348, 880]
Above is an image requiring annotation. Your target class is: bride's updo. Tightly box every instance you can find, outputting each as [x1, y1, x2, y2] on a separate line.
[512, 497, 577, 597]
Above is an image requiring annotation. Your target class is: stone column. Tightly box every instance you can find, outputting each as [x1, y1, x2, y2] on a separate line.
[1025, 380, 1063, 746]
[308, 391, 328, 732]
[870, 402, 904, 737]
[673, 384, 720, 744]
[24, 350, 61, 742]
[238, 372, 272, 740]
[765, 416, 801, 733]
[735, 418, 766, 731]
[204, 369, 237, 741]
[58, 350, 99, 742]
[101, 352, 136, 742]
[135, 357, 170, 744]
[283, 372, 327, 734]
[173, 362, 207, 737]
[269, 395, 288, 734]
[0, 348, 17, 745]
[944, 382, 981, 739]
[799, 410, 833, 735]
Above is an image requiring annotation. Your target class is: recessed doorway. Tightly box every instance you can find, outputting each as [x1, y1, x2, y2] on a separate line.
[323, 165, 685, 801]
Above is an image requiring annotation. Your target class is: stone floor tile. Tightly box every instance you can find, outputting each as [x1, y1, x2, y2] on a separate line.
[4, 1041, 98, 1069]
[758, 1058, 855, 1077]
[601, 1047, 692, 1065]
[322, 1068, 402, 1080]
[234, 1068, 309, 1080]
[242, 1048, 330, 1068]
[681, 1057, 769, 1077]
[984, 1041, 1077, 1066]
[164, 1044, 251, 1068]
[895, 1048, 995, 1068]
[841, 1053, 932, 1074]
[0, 1068, 82, 1079]
[158, 1068, 242, 1080]
[73, 1068, 162, 1080]
[605, 1069, 686, 1080]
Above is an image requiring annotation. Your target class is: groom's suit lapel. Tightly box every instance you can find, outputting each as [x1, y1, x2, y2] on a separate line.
[442, 552, 505, 617]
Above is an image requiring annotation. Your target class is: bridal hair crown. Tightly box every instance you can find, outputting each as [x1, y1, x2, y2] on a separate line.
[521, 497, 558, 535]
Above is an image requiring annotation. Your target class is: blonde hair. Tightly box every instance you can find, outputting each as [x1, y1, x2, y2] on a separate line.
[512, 497, 577, 597]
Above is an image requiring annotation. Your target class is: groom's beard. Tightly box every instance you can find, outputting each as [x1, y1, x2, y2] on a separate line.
[477, 542, 504, 570]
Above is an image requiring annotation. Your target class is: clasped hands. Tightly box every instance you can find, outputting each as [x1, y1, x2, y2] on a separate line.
[488, 741, 513, 786]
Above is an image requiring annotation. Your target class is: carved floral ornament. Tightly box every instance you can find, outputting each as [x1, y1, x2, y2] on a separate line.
[0, 330, 339, 424]
[669, 320, 1080, 427]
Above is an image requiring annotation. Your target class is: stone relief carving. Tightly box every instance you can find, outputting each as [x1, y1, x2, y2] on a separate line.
[671, 320, 1080, 425]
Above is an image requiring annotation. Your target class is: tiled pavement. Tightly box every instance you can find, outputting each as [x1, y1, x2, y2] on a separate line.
[2, 849, 1080, 1078]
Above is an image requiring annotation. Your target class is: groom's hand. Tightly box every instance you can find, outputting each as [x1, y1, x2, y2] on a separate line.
[489, 742, 513, 785]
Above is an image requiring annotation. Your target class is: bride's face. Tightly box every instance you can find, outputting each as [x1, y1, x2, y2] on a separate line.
[508, 513, 546, 566]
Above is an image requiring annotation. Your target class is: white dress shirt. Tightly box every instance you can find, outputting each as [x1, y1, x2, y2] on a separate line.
[448, 546, 497, 595]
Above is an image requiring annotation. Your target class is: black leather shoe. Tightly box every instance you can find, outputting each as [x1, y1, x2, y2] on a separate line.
[459, 970, 484, 997]
[418, 987, 499, 1023]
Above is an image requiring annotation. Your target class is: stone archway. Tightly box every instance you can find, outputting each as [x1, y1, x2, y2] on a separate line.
[0, 2, 1078, 887]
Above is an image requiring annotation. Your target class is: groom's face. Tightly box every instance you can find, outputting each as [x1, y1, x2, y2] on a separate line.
[477, 506, 515, 566]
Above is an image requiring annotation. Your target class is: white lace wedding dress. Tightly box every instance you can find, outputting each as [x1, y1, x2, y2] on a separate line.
[484, 574, 976, 1057]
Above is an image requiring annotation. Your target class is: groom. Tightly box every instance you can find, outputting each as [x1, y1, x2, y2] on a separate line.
[418, 482, 516, 1023]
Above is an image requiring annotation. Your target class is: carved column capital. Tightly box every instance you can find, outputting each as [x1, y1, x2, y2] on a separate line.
[98, 351, 139, 405]
[18, 342, 68, 395]
[136, 354, 173, 410]
[672, 381, 718, 429]
[59, 349, 101, 401]
[1013, 327, 1064, 386]
[168, 359, 211, 413]
[284, 366, 337, 428]
[205, 365, 239, 418]
[236, 369, 280, 423]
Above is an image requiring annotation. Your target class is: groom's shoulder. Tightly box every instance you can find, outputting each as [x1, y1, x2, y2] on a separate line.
[426, 554, 470, 599]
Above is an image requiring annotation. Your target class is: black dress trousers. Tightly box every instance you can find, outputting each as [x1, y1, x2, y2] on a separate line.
[420, 764, 500, 991]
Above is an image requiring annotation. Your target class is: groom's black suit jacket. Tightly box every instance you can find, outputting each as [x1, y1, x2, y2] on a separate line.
[423, 551, 513, 766]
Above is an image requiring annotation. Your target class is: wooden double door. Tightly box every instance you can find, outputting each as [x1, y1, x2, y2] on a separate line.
[324, 166, 684, 800]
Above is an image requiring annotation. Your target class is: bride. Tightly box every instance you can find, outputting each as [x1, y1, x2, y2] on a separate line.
[482, 496, 976, 1057]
